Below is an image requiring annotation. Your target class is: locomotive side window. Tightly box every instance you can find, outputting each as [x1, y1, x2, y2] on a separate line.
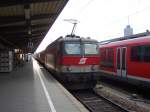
[100, 48, 114, 68]
[64, 43, 81, 55]
[84, 44, 99, 55]
[131, 46, 141, 61]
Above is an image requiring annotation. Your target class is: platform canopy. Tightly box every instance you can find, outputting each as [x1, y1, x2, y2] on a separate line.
[0, 0, 69, 52]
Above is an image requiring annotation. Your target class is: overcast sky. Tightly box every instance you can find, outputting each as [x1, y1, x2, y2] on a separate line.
[36, 0, 150, 53]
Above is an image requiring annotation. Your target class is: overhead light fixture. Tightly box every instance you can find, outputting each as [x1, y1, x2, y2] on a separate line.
[25, 8, 30, 20]
[27, 39, 33, 49]
[28, 30, 31, 35]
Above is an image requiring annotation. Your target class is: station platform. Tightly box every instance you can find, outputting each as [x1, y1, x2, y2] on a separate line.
[0, 58, 89, 112]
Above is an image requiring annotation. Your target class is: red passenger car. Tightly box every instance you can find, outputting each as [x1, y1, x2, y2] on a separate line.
[36, 35, 100, 90]
[99, 35, 150, 86]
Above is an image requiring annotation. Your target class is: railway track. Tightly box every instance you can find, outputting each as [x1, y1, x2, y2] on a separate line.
[71, 90, 129, 112]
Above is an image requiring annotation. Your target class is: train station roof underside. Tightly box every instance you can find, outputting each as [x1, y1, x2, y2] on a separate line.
[0, 0, 69, 52]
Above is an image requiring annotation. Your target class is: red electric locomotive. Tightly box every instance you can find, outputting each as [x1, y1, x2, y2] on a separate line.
[36, 35, 100, 90]
[99, 34, 150, 87]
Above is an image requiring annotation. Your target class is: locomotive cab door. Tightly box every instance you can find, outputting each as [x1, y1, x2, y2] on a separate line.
[116, 47, 127, 78]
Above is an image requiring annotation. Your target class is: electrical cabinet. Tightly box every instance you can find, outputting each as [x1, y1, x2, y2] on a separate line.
[0, 51, 13, 72]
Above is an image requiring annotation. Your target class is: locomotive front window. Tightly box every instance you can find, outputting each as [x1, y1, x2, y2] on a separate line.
[64, 43, 81, 55]
[84, 44, 99, 55]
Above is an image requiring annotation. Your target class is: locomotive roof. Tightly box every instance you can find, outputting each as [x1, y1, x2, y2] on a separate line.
[58, 37, 98, 43]
[99, 35, 150, 47]
[44, 36, 98, 51]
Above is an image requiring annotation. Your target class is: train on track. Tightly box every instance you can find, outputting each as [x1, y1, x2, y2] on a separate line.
[35, 31, 150, 89]
[99, 34, 150, 87]
[35, 35, 100, 90]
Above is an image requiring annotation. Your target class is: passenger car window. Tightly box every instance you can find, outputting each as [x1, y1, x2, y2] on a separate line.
[131, 45, 150, 62]
[143, 45, 150, 62]
[131, 46, 141, 61]
[100, 48, 114, 68]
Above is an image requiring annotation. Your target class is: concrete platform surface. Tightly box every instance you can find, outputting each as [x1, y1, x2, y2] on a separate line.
[0, 58, 89, 112]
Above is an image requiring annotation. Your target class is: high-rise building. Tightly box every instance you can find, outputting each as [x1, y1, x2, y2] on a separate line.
[124, 25, 133, 36]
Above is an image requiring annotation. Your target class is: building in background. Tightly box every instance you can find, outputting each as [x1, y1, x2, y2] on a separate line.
[124, 25, 133, 37]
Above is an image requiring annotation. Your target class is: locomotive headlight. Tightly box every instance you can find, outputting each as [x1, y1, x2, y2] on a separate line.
[91, 65, 95, 71]
[66, 66, 72, 71]
[61, 66, 72, 72]
[91, 65, 98, 71]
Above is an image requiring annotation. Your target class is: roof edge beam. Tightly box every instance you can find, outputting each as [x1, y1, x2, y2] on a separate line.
[0, 0, 61, 7]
